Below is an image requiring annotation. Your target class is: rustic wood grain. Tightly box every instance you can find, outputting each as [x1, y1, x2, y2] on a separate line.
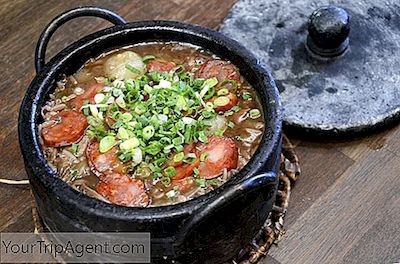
[0, 1, 399, 264]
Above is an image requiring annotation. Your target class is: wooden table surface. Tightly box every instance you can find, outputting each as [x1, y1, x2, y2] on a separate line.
[1, 1, 399, 263]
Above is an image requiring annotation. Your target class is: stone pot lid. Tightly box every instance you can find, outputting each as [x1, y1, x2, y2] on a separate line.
[220, 0, 400, 138]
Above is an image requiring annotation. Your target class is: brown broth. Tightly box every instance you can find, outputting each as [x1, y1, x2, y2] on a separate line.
[41, 42, 264, 207]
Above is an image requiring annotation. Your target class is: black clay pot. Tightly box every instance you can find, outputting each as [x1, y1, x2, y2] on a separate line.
[18, 7, 282, 264]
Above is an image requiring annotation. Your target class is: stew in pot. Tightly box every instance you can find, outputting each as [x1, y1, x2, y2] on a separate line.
[39, 42, 264, 207]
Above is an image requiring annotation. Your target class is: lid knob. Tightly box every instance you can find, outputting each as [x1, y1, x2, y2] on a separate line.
[306, 6, 350, 58]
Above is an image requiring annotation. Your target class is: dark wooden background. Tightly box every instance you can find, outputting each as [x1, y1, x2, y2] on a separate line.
[0, 1, 399, 263]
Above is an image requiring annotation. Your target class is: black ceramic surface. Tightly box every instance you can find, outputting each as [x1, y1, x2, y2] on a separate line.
[221, 0, 400, 138]
[18, 7, 282, 264]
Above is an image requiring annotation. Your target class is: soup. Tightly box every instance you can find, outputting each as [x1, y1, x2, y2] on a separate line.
[39, 43, 264, 207]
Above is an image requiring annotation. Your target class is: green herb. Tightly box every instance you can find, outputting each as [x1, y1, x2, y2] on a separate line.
[200, 153, 209, 162]
[173, 152, 185, 163]
[227, 121, 235, 129]
[195, 178, 206, 187]
[172, 137, 184, 146]
[208, 178, 221, 186]
[163, 166, 176, 177]
[143, 125, 155, 140]
[99, 136, 116, 153]
[214, 96, 230, 107]
[242, 92, 252, 100]
[142, 55, 156, 63]
[161, 176, 171, 186]
[71, 144, 79, 155]
[125, 64, 141, 74]
[120, 137, 140, 151]
[214, 129, 224, 136]
[198, 131, 208, 143]
[221, 80, 238, 91]
[249, 109, 261, 119]
[217, 88, 229, 96]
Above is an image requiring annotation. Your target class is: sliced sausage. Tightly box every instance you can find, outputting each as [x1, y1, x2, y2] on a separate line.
[86, 140, 127, 176]
[171, 177, 196, 193]
[213, 93, 238, 112]
[70, 83, 104, 109]
[165, 143, 200, 180]
[147, 60, 176, 72]
[42, 110, 88, 147]
[172, 160, 200, 180]
[97, 173, 149, 207]
[196, 60, 241, 83]
[197, 136, 238, 179]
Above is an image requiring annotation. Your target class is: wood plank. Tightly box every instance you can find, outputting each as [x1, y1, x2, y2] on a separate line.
[341, 197, 400, 264]
[331, 125, 400, 161]
[283, 142, 354, 227]
[269, 148, 400, 264]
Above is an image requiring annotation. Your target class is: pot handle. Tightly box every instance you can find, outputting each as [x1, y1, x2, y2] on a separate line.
[35, 6, 126, 73]
[177, 172, 277, 245]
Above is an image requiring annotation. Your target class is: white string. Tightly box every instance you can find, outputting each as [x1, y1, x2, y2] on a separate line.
[0, 178, 30, 185]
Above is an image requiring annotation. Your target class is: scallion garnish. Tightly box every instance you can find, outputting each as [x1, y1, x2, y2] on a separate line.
[249, 109, 261, 119]
[71, 144, 79, 156]
[163, 166, 176, 177]
[81, 55, 244, 182]
[125, 64, 142, 74]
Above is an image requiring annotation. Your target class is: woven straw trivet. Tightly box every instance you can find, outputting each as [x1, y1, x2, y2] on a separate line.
[31, 135, 300, 264]
[231, 135, 300, 263]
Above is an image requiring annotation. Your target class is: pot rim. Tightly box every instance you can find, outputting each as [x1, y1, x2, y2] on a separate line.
[19, 20, 282, 220]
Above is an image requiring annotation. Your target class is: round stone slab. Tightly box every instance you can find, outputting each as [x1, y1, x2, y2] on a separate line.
[220, 0, 400, 137]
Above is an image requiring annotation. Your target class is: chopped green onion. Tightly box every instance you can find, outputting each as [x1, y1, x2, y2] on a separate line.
[135, 104, 146, 115]
[249, 109, 261, 119]
[121, 112, 133, 122]
[221, 80, 238, 90]
[117, 127, 129, 139]
[142, 55, 156, 63]
[131, 148, 143, 163]
[214, 96, 230, 107]
[71, 144, 79, 155]
[99, 136, 116, 153]
[200, 153, 209, 162]
[143, 125, 155, 140]
[203, 77, 218, 89]
[203, 87, 215, 100]
[242, 92, 252, 100]
[120, 137, 140, 151]
[195, 178, 206, 187]
[174, 145, 184, 152]
[208, 178, 221, 186]
[217, 88, 229, 96]
[144, 141, 162, 155]
[172, 137, 184, 146]
[115, 96, 126, 108]
[184, 153, 197, 164]
[161, 176, 171, 186]
[173, 152, 185, 163]
[164, 166, 176, 177]
[176, 95, 187, 110]
[214, 129, 224, 136]
[231, 105, 241, 112]
[125, 64, 141, 74]
[94, 93, 105, 104]
[227, 121, 235, 129]
[89, 105, 99, 117]
[198, 131, 208, 143]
